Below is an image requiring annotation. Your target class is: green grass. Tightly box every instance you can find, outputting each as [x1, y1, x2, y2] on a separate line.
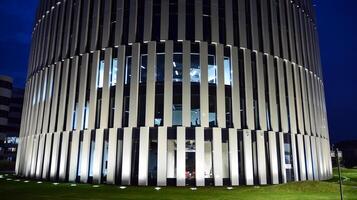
[1, 169, 357, 200]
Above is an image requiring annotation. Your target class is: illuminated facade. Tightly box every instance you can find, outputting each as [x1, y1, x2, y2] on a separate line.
[16, 0, 332, 186]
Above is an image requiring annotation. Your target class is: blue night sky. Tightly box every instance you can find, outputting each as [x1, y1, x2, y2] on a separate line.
[0, 0, 356, 143]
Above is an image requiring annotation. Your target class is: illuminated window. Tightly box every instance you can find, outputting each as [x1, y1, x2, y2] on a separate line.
[140, 55, 147, 83]
[208, 55, 216, 83]
[224, 57, 232, 85]
[97, 60, 105, 88]
[173, 53, 183, 82]
[190, 54, 200, 82]
[125, 57, 132, 84]
[110, 58, 118, 86]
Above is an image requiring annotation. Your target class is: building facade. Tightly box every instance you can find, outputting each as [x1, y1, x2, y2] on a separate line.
[0, 75, 24, 163]
[16, 0, 332, 186]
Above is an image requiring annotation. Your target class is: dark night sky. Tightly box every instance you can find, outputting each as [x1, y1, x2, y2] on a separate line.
[0, 0, 355, 143]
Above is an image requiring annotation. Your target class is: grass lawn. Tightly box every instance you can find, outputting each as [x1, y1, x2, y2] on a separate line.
[1, 169, 357, 200]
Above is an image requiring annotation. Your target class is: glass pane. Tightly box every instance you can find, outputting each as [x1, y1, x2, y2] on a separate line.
[125, 57, 132, 84]
[156, 54, 165, 82]
[97, 60, 105, 88]
[110, 58, 118, 86]
[224, 57, 231, 85]
[172, 104, 182, 126]
[191, 109, 200, 126]
[140, 55, 148, 83]
[173, 53, 183, 82]
[186, 140, 195, 179]
[190, 54, 200, 82]
[208, 55, 216, 83]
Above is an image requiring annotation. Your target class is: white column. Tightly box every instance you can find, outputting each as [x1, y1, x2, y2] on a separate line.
[68, 130, 80, 182]
[93, 129, 105, 183]
[277, 59, 289, 132]
[294, 65, 304, 134]
[59, 131, 70, 181]
[278, 132, 287, 183]
[244, 49, 255, 129]
[310, 136, 319, 180]
[194, 0, 203, 41]
[157, 127, 167, 186]
[107, 128, 118, 184]
[296, 134, 306, 181]
[182, 41, 191, 127]
[80, 130, 92, 183]
[286, 62, 297, 134]
[128, 44, 140, 127]
[177, 0, 186, 41]
[121, 127, 133, 185]
[229, 128, 239, 186]
[138, 127, 150, 186]
[268, 131, 279, 184]
[160, 0, 169, 41]
[231, 47, 241, 129]
[200, 42, 209, 127]
[210, 0, 219, 43]
[243, 129, 254, 185]
[163, 41, 173, 126]
[176, 127, 186, 186]
[256, 130, 267, 185]
[76, 54, 89, 130]
[50, 132, 61, 180]
[143, 0, 153, 42]
[195, 127, 205, 186]
[42, 133, 53, 179]
[267, 56, 279, 131]
[256, 52, 267, 130]
[216, 44, 226, 128]
[114, 46, 126, 128]
[304, 135, 313, 180]
[212, 128, 223, 186]
[145, 42, 156, 127]
[128, 0, 138, 43]
[100, 48, 112, 129]
[30, 135, 39, 177]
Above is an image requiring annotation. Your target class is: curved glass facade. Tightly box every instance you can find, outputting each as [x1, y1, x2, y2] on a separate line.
[16, 0, 332, 186]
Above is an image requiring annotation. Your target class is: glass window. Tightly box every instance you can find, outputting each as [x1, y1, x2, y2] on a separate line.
[110, 58, 118, 86]
[208, 55, 216, 83]
[224, 57, 232, 85]
[140, 55, 148, 83]
[186, 139, 195, 180]
[97, 60, 105, 88]
[125, 57, 132, 84]
[191, 109, 200, 126]
[172, 95, 182, 126]
[156, 54, 165, 82]
[173, 53, 183, 82]
[190, 54, 200, 82]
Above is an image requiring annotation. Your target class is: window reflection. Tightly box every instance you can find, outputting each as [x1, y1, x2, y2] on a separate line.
[190, 54, 200, 82]
[224, 57, 232, 85]
[173, 53, 183, 82]
[97, 60, 105, 88]
[208, 55, 216, 83]
[140, 55, 147, 83]
[156, 54, 165, 82]
[125, 57, 132, 84]
[110, 58, 118, 86]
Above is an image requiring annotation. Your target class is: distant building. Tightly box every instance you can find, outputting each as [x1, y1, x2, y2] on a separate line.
[335, 140, 357, 168]
[0, 75, 24, 163]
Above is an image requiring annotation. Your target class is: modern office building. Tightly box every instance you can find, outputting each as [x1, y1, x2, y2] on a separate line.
[16, 0, 332, 186]
[0, 75, 24, 163]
